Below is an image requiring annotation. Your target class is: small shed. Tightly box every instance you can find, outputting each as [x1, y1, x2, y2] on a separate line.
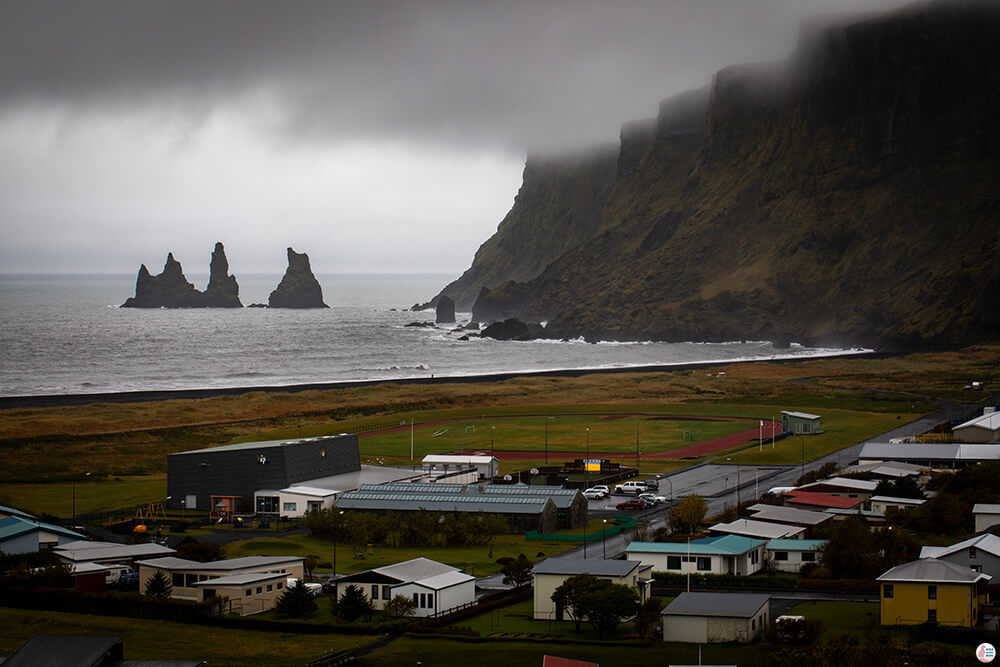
[662, 592, 770, 643]
[781, 411, 822, 435]
[422, 455, 499, 479]
[974, 504, 1000, 533]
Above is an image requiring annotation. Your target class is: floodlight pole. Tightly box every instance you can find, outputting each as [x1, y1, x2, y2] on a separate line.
[545, 417, 548, 465]
[584, 427, 589, 560]
[602, 519, 607, 560]
[410, 419, 414, 461]
[635, 418, 640, 472]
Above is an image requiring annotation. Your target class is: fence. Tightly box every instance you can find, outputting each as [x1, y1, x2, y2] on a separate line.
[526, 514, 637, 542]
[350, 421, 405, 435]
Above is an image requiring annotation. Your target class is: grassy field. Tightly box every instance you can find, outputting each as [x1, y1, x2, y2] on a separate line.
[4, 345, 996, 513]
[223, 532, 574, 576]
[0, 607, 374, 667]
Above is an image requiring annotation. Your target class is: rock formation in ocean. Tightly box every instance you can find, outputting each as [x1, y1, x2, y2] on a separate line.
[435, 295, 456, 324]
[121, 243, 243, 308]
[480, 318, 546, 341]
[433, 0, 1000, 349]
[268, 247, 329, 308]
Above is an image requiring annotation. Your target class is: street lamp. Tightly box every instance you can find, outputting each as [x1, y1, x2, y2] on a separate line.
[333, 509, 345, 582]
[602, 519, 608, 559]
[635, 418, 640, 472]
[72, 472, 91, 524]
[584, 427, 590, 560]
[663, 476, 674, 506]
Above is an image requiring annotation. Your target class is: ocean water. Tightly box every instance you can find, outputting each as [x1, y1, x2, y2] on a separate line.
[0, 273, 860, 397]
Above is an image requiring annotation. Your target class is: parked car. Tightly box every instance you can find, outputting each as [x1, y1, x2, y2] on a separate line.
[614, 481, 648, 495]
[639, 493, 666, 505]
[583, 488, 605, 500]
[589, 485, 611, 497]
[615, 499, 646, 511]
[117, 570, 139, 590]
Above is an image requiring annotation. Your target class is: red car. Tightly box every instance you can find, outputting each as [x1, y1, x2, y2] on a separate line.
[615, 499, 646, 511]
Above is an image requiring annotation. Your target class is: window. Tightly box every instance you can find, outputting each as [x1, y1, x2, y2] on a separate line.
[427, 593, 434, 609]
[283, 502, 297, 512]
[256, 587, 262, 594]
[971, 564, 983, 573]
[802, 552, 816, 562]
[927, 585, 936, 600]
[276, 582, 283, 589]
[928, 609, 937, 622]
[667, 556, 681, 570]
[266, 584, 273, 592]
[382, 585, 391, 600]
[696, 557, 711, 571]
[413, 593, 418, 605]
[970, 547, 978, 559]
[246, 589, 252, 596]
[371, 585, 379, 600]
[185, 574, 198, 587]
[883, 584, 894, 599]
[172, 573, 184, 587]
[774, 552, 789, 561]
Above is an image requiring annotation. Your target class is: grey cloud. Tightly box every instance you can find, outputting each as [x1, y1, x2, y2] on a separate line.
[0, 0, 915, 152]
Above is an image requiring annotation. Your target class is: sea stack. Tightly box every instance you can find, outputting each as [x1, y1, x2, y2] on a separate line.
[435, 295, 456, 324]
[268, 247, 329, 308]
[121, 243, 242, 308]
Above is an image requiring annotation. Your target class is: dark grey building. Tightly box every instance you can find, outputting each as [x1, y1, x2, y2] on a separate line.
[167, 434, 360, 512]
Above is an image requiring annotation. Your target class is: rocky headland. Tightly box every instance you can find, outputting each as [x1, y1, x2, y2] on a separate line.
[121, 242, 242, 308]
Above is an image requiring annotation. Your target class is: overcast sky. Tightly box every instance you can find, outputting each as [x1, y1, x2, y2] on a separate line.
[0, 0, 914, 277]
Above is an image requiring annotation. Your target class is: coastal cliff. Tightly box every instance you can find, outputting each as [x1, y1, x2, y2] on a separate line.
[436, 0, 1000, 348]
[121, 242, 242, 308]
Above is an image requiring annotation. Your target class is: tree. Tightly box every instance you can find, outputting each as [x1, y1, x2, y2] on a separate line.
[383, 593, 417, 619]
[144, 570, 172, 599]
[274, 579, 318, 618]
[633, 596, 661, 637]
[575, 580, 639, 638]
[177, 540, 223, 563]
[875, 477, 925, 500]
[501, 554, 533, 589]
[551, 573, 597, 631]
[335, 583, 373, 622]
[821, 516, 877, 579]
[669, 494, 707, 534]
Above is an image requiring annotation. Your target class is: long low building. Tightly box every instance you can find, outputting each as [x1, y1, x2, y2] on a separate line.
[333, 557, 475, 618]
[626, 535, 766, 576]
[533, 558, 652, 621]
[335, 482, 586, 532]
[859, 443, 1000, 467]
[661, 592, 770, 644]
[0, 516, 84, 554]
[708, 518, 805, 541]
[765, 539, 826, 573]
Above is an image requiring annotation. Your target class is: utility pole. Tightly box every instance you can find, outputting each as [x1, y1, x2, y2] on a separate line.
[635, 418, 640, 471]
[584, 427, 589, 560]
[410, 419, 414, 461]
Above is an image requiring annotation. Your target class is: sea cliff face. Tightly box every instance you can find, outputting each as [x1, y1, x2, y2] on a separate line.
[441, 0, 1000, 348]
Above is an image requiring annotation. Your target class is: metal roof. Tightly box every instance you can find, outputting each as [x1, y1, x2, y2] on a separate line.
[422, 455, 497, 464]
[709, 519, 805, 540]
[0, 516, 84, 542]
[373, 557, 458, 582]
[175, 434, 352, 455]
[281, 486, 339, 497]
[627, 535, 765, 557]
[781, 411, 821, 420]
[859, 443, 1000, 463]
[801, 477, 878, 492]
[784, 491, 865, 509]
[532, 557, 640, 577]
[919, 534, 1000, 560]
[877, 558, 992, 584]
[54, 542, 176, 563]
[403, 569, 475, 590]
[974, 503, 1000, 513]
[747, 504, 833, 526]
[954, 411, 1000, 432]
[869, 495, 925, 505]
[765, 539, 826, 552]
[662, 592, 770, 618]
[0, 634, 123, 667]
[137, 556, 302, 571]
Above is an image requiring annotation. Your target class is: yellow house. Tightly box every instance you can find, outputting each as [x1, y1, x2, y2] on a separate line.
[876, 558, 991, 627]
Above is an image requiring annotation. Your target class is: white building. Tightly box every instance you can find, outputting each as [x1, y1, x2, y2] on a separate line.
[764, 539, 826, 573]
[333, 557, 476, 618]
[626, 536, 766, 576]
[661, 592, 770, 643]
[422, 455, 499, 479]
[868, 495, 925, 516]
[974, 504, 1000, 533]
[277, 486, 339, 518]
[532, 558, 652, 621]
[953, 409, 1000, 443]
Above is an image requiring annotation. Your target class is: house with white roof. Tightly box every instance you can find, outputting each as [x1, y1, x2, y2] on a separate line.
[781, 411, 821, 435]
[799, 477, 878, 499]
[54, 540, 176, 568]
[746, 504, 834, 537]
[764, 539, 826, 573]
[135, 555, 305, 603]
[661, 592, 770, 643]
[333, 557, 476, 618]
[708, 518, 805, 541]
[974, 504, 1000, 532]
[919, 533, 1000, 581]
[276, 486, 339, 518]
[953, 409, 1000, 443]
[626, 535, 766, 576]
[867, 495, 925, 516]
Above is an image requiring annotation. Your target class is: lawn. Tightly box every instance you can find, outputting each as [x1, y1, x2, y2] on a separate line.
[0, 607, 374, 667]
[784, 600, 899, 640]
[223, 532, 574, 576]
[3, 474, 166, 518]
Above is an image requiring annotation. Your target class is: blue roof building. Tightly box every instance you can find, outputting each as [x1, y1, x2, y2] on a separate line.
[626, 535, 767, 575]
[0, 515, 84, 555]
